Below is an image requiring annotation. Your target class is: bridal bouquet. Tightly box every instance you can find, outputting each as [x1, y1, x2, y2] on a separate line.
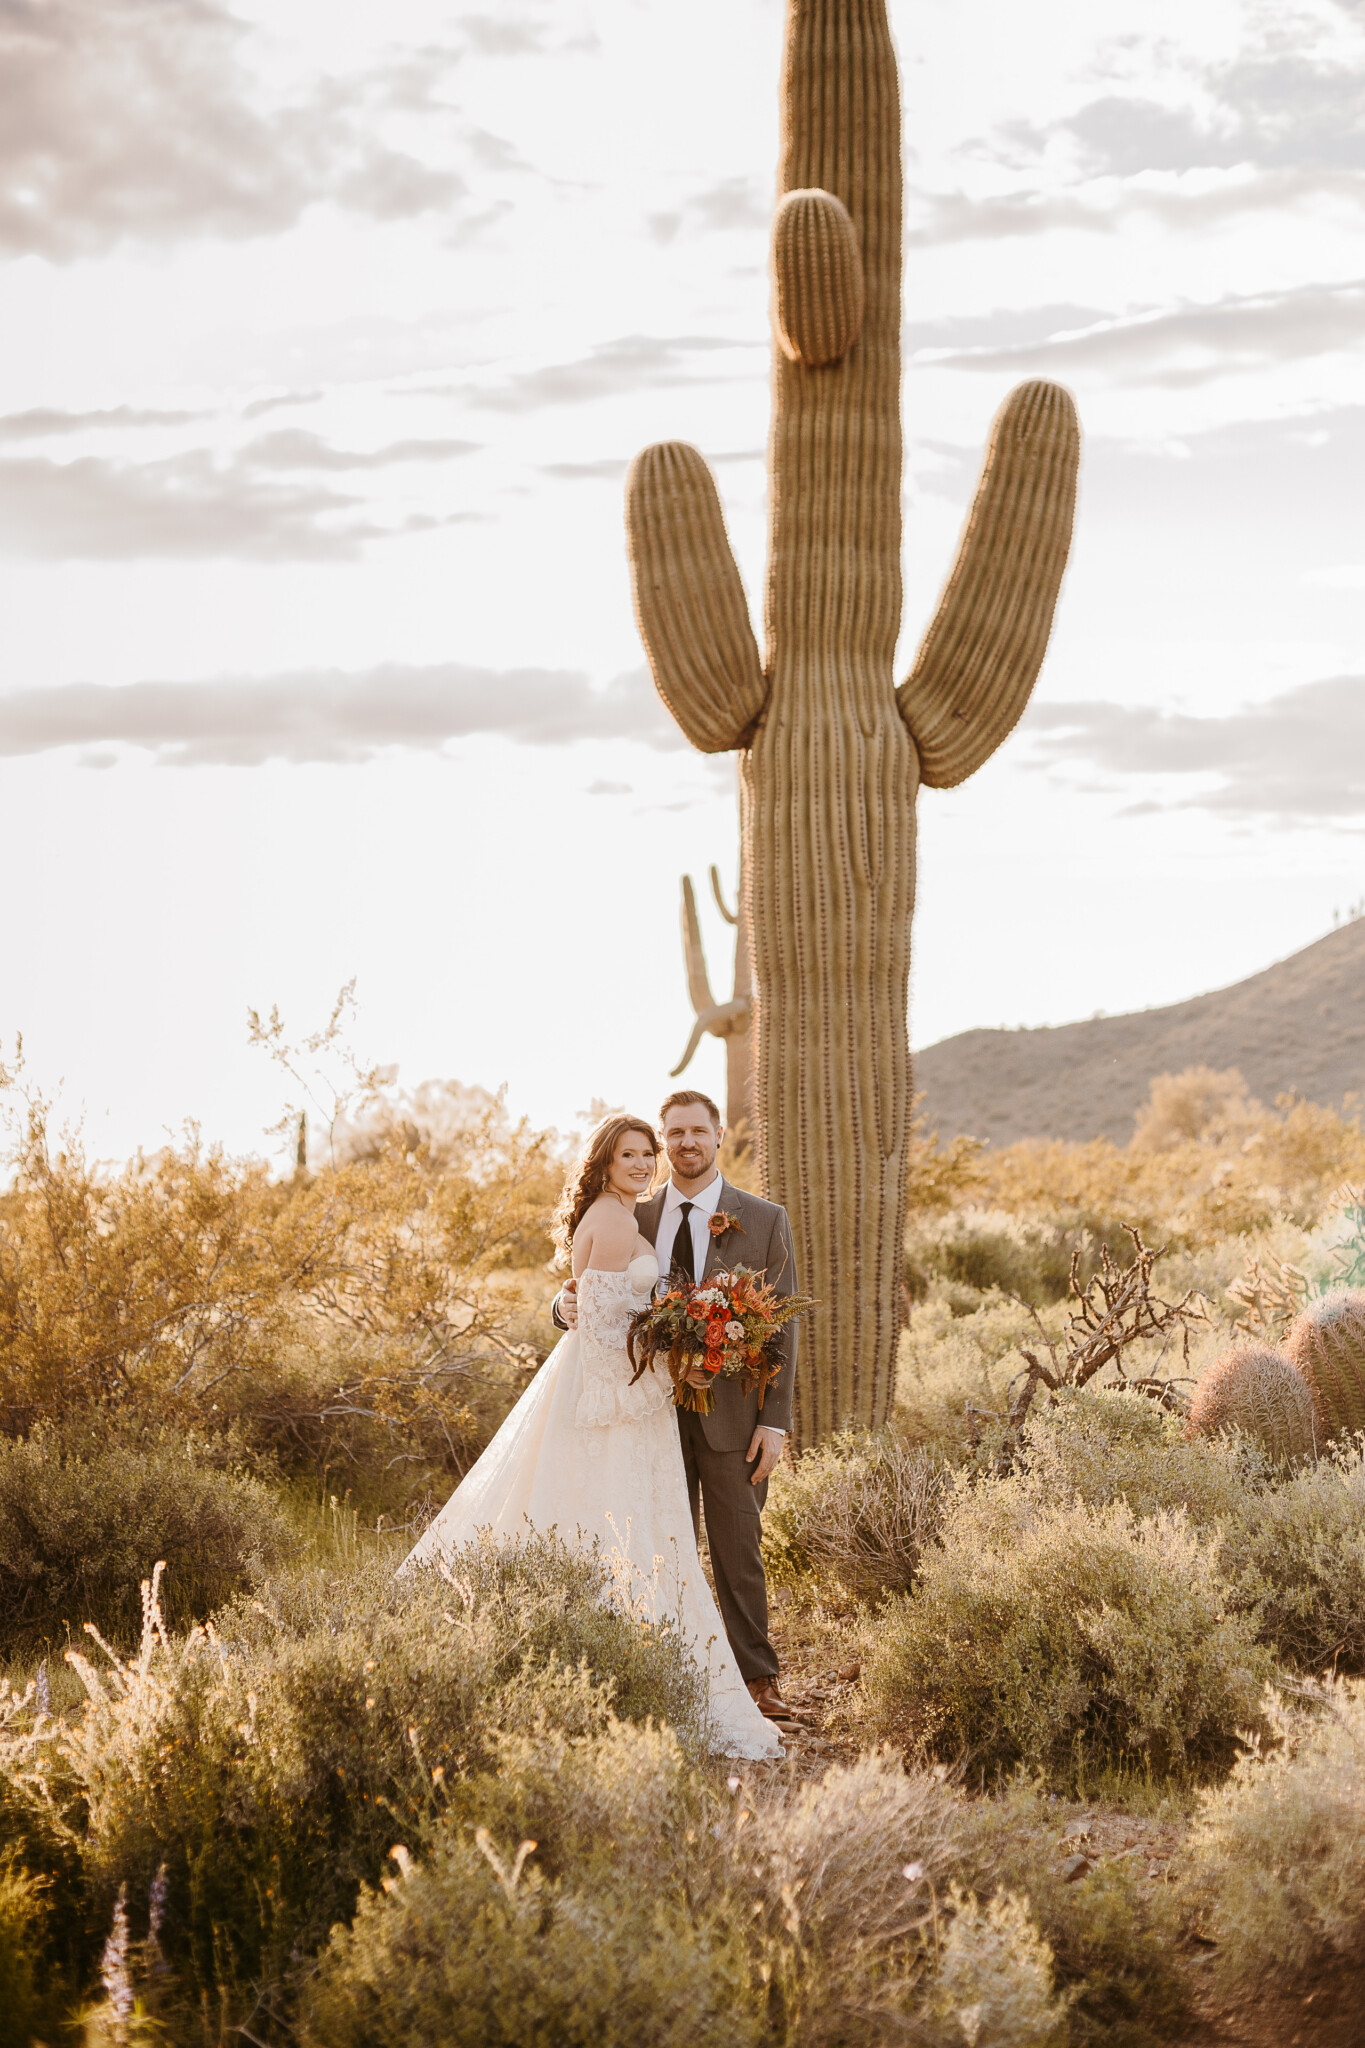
[626, 1266, 808, 1416]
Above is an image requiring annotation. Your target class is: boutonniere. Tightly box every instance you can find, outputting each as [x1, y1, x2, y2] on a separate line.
[709, 1209, 742, 1241]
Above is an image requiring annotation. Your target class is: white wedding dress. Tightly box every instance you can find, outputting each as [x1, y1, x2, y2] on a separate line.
[402, 1255, 781, 1759]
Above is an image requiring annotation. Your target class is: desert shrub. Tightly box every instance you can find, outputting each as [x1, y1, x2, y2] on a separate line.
[905, 1209, 1088, 1306]
[954, 1780, 1190, 2048]
[0, 1090, 556, 1490]
[1226, 1439, 1365, 1672]
[0, 1535, 705, 2027]
[302, 1716, 757, 2048]
[926, 1888, 1068, 2048]
[305, 1720, 1069, 2048]
[298, 1821, 756, 2048]
[763, 1429, 946, 1604]
[1018, 1387, 1255, 1529]
[895, 1297, 1035, 1458]
[1180, 1681, 1365, 1996]
[0, 1415, 295, 1655]
[976, 1081, 1365, 1251]
[0, 1857, 60, 2048]
[860, 1477, 1272, 1785]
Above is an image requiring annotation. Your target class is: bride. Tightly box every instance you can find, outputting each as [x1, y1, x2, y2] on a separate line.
[401, 1112, 782, 1759]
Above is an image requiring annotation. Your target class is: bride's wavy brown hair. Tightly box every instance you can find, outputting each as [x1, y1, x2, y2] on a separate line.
[552, 1113, 659, 1267]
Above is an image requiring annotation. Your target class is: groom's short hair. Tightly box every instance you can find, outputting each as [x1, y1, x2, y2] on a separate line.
[659, 1089, 722, 1130]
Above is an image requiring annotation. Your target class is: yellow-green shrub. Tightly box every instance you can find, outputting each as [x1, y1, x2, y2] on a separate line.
[763, 1430, 946, 1604]
[1018, 1388, 1255, 1529]
[1181, 1681, 1365, 1995]
[1226, 1441, 1365, 1672]
[860, 1477, 1272, 1785]
[1, 1536, 704, 2028]
[0, 1416, 294, 1655]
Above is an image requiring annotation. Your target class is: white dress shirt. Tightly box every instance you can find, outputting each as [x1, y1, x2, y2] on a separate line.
[654, 1170, 724, 1283]
[650, 1171, 784, 1436]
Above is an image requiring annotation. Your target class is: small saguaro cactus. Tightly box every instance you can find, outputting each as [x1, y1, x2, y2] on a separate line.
[672, 865, 754, 1133]
[1286, 1288, 1365, 1442]
[626, 0, 1080, 1441]
[1187, 1341, 1318, 1466]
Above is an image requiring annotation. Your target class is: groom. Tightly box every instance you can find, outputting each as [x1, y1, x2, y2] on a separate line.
[554, 1088, 798, 1722]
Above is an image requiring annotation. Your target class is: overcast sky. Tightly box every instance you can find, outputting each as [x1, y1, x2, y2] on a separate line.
[2, 0, 1363, 1161]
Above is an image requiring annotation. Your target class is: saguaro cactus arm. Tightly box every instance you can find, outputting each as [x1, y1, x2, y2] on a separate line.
[626, 441, 768, 753]
[898, 378, 1080, 790]
[672, 873, 750, 1076]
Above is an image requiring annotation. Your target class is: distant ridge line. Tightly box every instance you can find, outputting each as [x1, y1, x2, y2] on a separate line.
[913, 919, 1365, 1146]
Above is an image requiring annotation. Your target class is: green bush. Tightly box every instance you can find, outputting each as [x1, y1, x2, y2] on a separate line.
[1225, 1440, 1365, 1672]
[2, 1534, 706, 2030]
[955, 1781, 1191, 2048]
[0, 1414, 295, 1655]
[1018, 1387, 1256, 1529]
[763, 1429, 946, 1604]
[859, 1476, 1273, 1786]
[300, 1719, 755, 2048]
[905, 1209, 1135, 1309]
[1181, 1680, 1365, 1996]
[0, 1857, 60, 2048]
[302, 1720, 1070, 2048]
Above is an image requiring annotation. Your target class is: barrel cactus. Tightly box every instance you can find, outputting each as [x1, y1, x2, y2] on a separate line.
[1286, 1288, 1365, 1442]
[1187, 1341, 1317, 1466]
[625, 0, 1080, 1441]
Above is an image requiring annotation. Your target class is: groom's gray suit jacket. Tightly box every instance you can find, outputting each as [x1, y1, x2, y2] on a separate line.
[633, 1179, 799, 1449]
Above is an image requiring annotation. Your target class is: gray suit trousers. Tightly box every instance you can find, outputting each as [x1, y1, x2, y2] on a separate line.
[677, 1407, 777, 1685]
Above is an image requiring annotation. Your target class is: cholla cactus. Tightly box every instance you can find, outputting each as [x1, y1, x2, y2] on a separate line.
[626, 0, 1079, 1438]
[672, 865, 753, 1132]
[1286, 1287, 1365, 1441]
[1187, 1341, 1317, 1466]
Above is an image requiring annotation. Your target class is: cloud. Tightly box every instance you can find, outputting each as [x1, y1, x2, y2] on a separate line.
[453, 8, 598, 59]
[921, 278, 1365, 386]
[1024, 674, 1365, 822]
[475, 335, 752, 413]
[0, 447, 466, 562]
[0, 404, 205, 440]
[0, 664, 680, 767]
[648, 175, 769, 244]
[242, 430, 481, 471]
[0, 0, 492, 258]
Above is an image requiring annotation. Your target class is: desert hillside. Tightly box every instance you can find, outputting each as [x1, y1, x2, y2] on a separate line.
[915, 917, 1365, 1145]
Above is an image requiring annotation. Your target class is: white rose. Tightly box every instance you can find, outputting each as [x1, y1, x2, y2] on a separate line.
[724, 1320, 745, 1341]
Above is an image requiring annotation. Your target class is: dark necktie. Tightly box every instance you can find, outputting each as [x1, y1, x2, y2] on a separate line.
[672, 1202, 697, 1285]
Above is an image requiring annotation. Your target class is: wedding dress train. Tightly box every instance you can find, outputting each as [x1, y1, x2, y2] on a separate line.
[401, 1254, 782, 1760]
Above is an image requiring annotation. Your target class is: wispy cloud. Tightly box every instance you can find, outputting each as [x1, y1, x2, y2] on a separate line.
[0, 446, 468, 562]
[474, 334, 753, 412]
[0, 664, 680, 767]
[243, 430, 480, 472]
[1025, 674, 1365, 822]
[648, 175, 769, 244]
[922, 278, 1365, 386]
[0, 404, 205, 440]
[0, 0, 513, 258]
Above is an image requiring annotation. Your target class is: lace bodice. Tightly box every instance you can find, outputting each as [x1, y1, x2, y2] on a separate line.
[575, 1256, 671, 1427]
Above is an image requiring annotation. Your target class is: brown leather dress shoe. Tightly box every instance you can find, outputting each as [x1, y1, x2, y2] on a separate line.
[747, 1678, 793, 1721]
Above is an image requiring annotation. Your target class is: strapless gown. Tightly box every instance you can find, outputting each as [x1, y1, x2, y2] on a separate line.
[401, 1256, 781, 1759]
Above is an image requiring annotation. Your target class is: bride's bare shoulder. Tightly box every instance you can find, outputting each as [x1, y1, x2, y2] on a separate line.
[573, 1196, 640, 1274]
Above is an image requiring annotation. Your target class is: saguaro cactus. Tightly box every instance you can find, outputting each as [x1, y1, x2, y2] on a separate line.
[626, 0, 1079, 1441]
[672, 865, 754, 1133]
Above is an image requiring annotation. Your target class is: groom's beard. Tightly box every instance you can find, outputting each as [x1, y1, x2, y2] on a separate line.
[670, 1150, 712, 1179]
